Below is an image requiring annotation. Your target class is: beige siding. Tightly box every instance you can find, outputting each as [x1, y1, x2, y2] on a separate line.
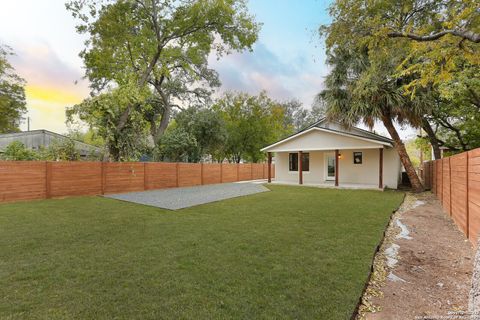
[266, 129, 387, 152]
[274, 148, 400, 189]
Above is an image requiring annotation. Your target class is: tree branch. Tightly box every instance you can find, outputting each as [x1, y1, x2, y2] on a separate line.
[388, 29, 480, 43]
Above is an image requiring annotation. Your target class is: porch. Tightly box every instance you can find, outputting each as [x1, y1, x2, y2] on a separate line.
[267, 148, 389, 189]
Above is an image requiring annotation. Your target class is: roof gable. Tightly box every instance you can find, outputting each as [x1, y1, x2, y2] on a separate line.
[261, 119, 393, 152]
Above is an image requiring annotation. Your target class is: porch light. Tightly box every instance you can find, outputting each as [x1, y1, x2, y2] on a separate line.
[338, 153, 342, 159]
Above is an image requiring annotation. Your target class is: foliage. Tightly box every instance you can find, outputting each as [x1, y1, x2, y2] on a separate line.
[66, 0, 260, 151]
[321, 0, 479, 93]
[173, 107, 227, 162]
[1, 141, 38, 160]
[154, 126, 197, 162]
[0, 45, 27, 133]
[66, 83, 151, 161]
[39, 139, 81, 161]
[213, 91, 292, 163]
[67, 128, 105, 148]
[0, 185, 404, 319]
[317, 44, 425, 191]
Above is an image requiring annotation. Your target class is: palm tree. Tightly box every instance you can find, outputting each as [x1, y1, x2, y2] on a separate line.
[318, 47, 426, 192]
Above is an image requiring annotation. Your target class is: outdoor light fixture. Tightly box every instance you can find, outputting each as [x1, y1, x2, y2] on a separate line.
[338, 153, 343, 159]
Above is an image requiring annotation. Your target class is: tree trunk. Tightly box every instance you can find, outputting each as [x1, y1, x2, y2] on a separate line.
[381, 114, 424, 192]
[153, 105, 171, 144]
[422, 118, 441, 160]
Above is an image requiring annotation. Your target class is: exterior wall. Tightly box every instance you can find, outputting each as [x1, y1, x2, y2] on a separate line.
[274, 147, 400, 189]
[266, 129, 387, 152]
[0, 130, 100, 157]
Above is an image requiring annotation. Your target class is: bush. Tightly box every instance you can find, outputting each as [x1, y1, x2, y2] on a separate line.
[1, 141, 39, 160]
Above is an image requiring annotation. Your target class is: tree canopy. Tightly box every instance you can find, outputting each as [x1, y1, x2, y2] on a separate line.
[66, 0, 260, 160]
[0, 45, 26, 133]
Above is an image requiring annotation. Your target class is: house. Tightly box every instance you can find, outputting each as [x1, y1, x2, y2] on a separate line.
[261, 118, 402, 189]
[0, 129, 101, 158]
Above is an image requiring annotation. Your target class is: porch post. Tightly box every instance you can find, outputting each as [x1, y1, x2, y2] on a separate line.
[335, 149, 339, 187]
[298, 151, 303, 185]
[379, 148, 383, 189]
[267, 152, 272, 183]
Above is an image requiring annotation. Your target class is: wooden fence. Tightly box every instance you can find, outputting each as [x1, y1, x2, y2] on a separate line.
[0, 161, 275, 203]
[423, 148, 480, 246]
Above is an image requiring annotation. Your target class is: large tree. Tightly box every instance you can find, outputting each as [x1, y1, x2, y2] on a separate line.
[213, 91, 290, 163]
[322, 0, 479, 91]
[0, 45, 26, 133]
[66, 0, 260, 157]
[318, 47, 426, 192]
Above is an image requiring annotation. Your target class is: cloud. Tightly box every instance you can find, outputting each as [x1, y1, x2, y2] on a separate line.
[209, 42, 328, 107]
[6, 41, 90, 133]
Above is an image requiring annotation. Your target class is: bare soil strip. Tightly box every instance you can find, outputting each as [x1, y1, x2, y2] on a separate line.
[358, 193, 474, 320]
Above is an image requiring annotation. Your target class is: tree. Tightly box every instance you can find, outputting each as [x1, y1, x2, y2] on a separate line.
[154, 126, 197, 162]
[174, 107, 226, 162]
[1, 141, 38, 160]
[66, 0, 260, 150]
[41, 139, 81, 161]
[213, 91, 290, 163]
[321, 0, 479, 92]
[67, 82, 151, 161]
[318, 47, 425, 192]
[0, 45, 27, 133]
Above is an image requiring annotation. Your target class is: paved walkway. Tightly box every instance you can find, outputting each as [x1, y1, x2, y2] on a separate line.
[105, 182, 269, 210]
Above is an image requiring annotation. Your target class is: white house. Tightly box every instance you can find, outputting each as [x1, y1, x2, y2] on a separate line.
[261, 118, 402, 189]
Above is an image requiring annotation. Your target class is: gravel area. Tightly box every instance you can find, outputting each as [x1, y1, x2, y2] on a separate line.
[105, 182, 270, 210]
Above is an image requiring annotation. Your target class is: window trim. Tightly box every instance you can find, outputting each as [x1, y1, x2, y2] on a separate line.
[288, 152, 310, 172]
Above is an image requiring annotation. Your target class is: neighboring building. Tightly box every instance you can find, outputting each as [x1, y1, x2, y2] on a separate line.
[261, 118, 402, 189]
[0, 129, 101, 158]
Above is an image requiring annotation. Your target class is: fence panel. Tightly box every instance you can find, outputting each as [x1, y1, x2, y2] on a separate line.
[442, 158, 451, 213]
[50, 162, 102, 197]
[0, 161, 46, 202]
[104, 163, 145, 194]
[221, 164, 238, 183]
[177, 163, 202, 187]
[238, 163, 252, 181]
[0, 161, 274, 203]
[469, 149, 480, 245]
[202, 164, 221, 185]
[427, 147, 480, 246]
[252, 163, 264, 180]
[450, 153, 468, 234]
[145, 162, 177, 190]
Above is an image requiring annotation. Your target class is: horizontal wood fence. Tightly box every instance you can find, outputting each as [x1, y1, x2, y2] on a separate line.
[423, 148, 480, 246]
[0, 161, 275, 203]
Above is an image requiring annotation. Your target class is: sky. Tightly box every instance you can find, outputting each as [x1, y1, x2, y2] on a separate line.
[0, 0, 415, 138]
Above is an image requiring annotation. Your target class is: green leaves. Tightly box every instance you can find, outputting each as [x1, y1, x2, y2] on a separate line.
[0, 45, 26, 133]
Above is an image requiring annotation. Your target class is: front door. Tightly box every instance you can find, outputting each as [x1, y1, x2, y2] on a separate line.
[325, 153, 335, 181]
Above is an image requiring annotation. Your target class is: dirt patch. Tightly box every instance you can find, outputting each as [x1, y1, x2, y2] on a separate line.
[358, 193, 474, 320]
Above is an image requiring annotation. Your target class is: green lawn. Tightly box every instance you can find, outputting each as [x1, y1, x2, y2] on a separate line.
[0, 185, 403, 319]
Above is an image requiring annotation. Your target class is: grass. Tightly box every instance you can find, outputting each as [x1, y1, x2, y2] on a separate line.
[0, 185, 404, 319]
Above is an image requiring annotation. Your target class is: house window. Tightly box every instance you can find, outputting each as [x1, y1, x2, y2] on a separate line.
[353, 152, 363, 164]
[289, 153, 309, 171]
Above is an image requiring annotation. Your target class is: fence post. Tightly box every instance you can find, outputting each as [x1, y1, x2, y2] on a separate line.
[101, 162, 106, 195]
[45, 161, 51, 199]
[237, 163, 240, 181]
[176, 162, 179, 187]
[201, 163, 204, 185]
[220, 163, 223, 183]
[449, 157, 452, 216]
[467, 151, 470, 239]
[250, 163, 253, 180]
[143, 162, 147, 190]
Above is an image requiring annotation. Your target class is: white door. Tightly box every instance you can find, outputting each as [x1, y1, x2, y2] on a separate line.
[325, 153, 336, 181]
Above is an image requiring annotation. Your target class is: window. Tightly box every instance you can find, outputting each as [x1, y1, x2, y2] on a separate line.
[289, 153, 309, 171]
[289, 153, 298, 171]
[353, 152, 363, 164]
